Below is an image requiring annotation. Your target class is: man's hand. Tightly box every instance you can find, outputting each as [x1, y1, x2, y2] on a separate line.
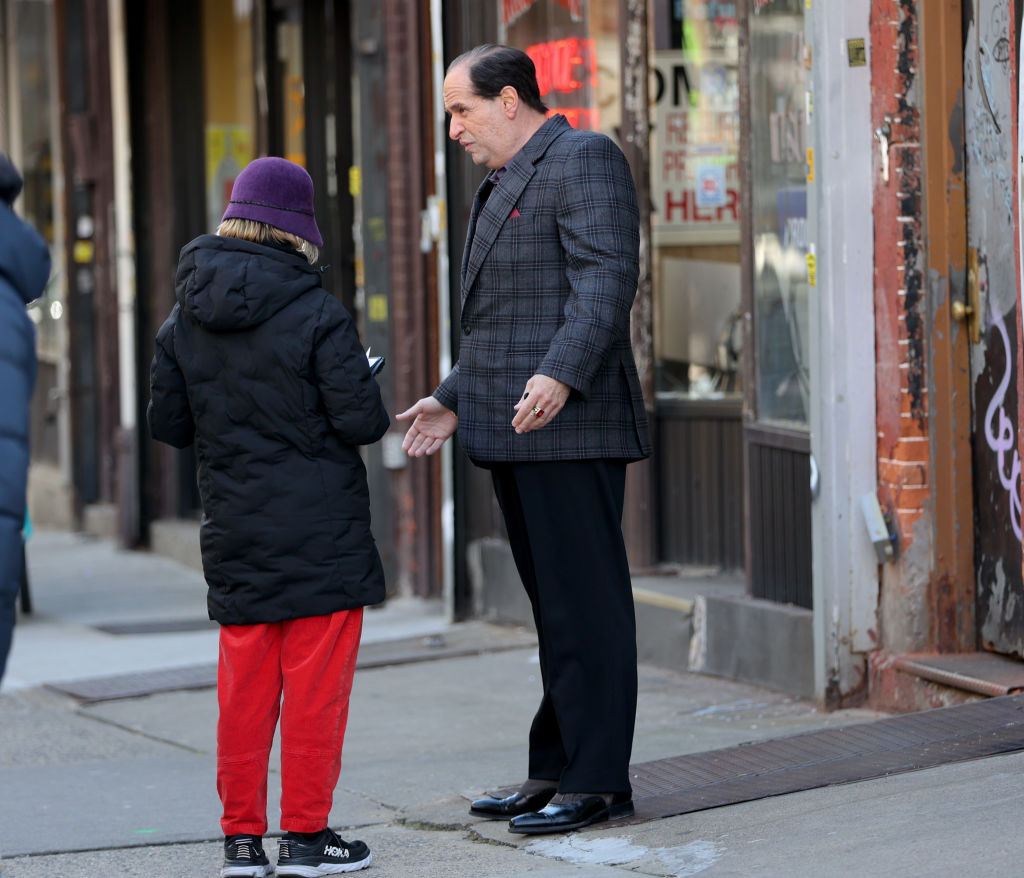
[512, 374, 571, 434]
[397, 396, 458, 456]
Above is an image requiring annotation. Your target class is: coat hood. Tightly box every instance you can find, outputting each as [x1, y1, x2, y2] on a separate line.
[175, 234, 322, 331]
[0, 152, 24, 205]
[0, 205, 51, 306]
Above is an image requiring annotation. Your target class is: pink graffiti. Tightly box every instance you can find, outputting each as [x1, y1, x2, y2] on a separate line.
[983, 305, 1023, 543]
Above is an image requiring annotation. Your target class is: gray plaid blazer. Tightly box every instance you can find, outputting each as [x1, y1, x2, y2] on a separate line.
[435, 114, 652, 463]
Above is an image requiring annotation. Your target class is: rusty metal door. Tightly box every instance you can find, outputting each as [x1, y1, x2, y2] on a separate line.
[961, 0, 1024, 657]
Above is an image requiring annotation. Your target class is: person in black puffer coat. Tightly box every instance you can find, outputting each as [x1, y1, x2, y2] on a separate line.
[0, 152, 50, 686]
[148, 157, 386, 877]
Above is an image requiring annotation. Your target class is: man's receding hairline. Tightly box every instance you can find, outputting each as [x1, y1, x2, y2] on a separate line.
[448, 43, 503, 73]
[450, 59, 488, 99]
[449, 45, 511, 96]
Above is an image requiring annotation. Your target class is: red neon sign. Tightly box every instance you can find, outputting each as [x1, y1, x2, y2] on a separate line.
[526, 38, 597, 97]
[503, 0, 584, 27]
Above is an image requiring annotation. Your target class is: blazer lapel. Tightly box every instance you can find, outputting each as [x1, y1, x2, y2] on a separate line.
[462, 167, 532, 299]
[460, 179, 492, 293]
[461, 114, 574, 299]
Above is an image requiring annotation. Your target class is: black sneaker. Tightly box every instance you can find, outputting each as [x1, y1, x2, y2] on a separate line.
[276, 828, 371, 875]
[221, 834, 273, 877]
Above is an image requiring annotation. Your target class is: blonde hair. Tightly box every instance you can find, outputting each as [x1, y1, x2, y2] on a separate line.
[216, 217, 320, 265]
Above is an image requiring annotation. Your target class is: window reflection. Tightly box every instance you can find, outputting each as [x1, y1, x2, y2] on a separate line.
[749, 2, 809, 425]
[273, 1, 306, 167]
[10, 0, 61, 358]
[501, 0, 621, 139]
[202, 0, 256, 231]
[651, 0, 741, 400]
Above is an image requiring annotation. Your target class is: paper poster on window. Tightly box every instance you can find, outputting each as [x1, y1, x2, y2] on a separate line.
[651, 37, 739, 245]
[696, 164, 727, 208]
[206, 125, 252, 233]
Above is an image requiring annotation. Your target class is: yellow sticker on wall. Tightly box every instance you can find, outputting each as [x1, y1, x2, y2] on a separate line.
[73, 240, 94, 264]
[806, 147, 815, 183]
[367, 294, 388, 322]
[847, 39, 867, 67]
[806, 253, 817, 287]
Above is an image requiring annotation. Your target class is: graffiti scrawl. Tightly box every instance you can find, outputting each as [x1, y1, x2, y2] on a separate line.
[983, 303, 1022, 543]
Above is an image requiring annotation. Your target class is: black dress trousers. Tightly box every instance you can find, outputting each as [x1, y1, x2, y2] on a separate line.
[490, 458, 638, 794]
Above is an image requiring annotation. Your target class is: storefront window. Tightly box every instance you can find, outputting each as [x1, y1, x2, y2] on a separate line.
[271, 0, 306, 167]
[202, 0, 256, 231]
[7, 0, 62, 359]
[500, 0, 621, 139]
[650, 0, 741, 400]
[5, 0, 64, 466]
[748, 0, 808, 426]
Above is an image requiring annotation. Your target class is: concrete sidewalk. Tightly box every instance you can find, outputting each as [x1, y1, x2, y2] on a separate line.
[2, 532, 1023, 877]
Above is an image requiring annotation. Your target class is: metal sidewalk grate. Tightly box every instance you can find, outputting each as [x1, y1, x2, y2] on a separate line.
[612, 693, 1024, 827]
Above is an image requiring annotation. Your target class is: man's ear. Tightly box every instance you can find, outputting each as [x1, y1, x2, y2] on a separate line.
[500, 85, 519, 116]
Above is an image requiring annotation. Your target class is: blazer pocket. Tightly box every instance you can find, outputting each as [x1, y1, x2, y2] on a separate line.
[500, 215, 547, 258]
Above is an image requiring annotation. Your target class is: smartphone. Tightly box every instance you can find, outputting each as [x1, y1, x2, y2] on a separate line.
[367, 349, 385, 376]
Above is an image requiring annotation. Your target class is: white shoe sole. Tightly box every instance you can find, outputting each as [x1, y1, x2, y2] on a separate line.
[276, 851, 372, 875]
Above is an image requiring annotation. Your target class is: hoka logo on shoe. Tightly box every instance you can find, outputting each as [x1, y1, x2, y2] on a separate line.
[324, 844, 349, 858]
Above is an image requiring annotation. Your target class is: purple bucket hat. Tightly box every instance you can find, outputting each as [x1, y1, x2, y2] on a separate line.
[221, 156, 323, 247]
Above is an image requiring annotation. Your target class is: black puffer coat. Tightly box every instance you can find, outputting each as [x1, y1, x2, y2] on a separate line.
[147, 234, 390, 625]
[0, 155, 49, 680]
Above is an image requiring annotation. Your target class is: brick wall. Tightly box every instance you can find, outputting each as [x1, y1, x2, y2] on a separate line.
[871, 0, 928, 546]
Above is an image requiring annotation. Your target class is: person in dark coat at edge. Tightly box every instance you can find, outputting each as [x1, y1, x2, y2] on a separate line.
[398, 45, 651, 835]
[0, 152, 50, 687]
[148, 157, 388, 878]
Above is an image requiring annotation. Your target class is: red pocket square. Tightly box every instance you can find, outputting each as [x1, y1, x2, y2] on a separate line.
[510, 207, 521, 218]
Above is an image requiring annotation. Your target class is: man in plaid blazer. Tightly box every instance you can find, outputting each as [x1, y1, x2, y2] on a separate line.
[399, 44, 651, 834]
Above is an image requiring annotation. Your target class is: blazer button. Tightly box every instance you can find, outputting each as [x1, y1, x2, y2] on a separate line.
[463, 325, 472, 336]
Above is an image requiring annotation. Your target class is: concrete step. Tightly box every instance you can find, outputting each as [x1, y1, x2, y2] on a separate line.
[631, 569, 746, 672]
[867, 650, 1024, 712]
[468, 536, 814, 697]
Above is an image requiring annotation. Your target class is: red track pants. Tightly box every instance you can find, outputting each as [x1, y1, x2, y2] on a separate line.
[216, 608, 363, 836]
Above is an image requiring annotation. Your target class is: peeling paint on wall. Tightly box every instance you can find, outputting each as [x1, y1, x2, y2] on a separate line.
[980, 556, 1024, 657]
[899, 146, 927, 424]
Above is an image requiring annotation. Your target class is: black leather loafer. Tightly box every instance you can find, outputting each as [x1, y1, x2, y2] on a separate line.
[507, 793, 634, 834]
[469, 786, 557, 819]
